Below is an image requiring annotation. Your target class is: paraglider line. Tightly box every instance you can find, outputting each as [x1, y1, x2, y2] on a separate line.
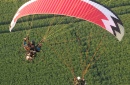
[49, 45, 75, 77]
[81, 34, 106, 78]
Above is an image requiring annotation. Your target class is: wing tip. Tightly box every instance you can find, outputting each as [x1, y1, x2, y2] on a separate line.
[9, 25, 12, 32]
[116, 23, 125, 41]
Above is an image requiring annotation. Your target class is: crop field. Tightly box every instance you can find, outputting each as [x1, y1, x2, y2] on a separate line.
[0, 0, 130, 85]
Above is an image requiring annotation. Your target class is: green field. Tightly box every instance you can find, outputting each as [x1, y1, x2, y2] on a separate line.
[0, 0, 130, 85]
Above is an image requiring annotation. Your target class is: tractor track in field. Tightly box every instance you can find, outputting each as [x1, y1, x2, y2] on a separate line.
[0, 15, 65, 26]
[0, 20, 84, 34]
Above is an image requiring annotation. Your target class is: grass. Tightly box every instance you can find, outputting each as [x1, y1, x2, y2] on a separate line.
[0, 0, 130, 85]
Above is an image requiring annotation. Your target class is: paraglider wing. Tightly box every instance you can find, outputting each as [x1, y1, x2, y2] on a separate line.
[9, 0, 124, 41]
